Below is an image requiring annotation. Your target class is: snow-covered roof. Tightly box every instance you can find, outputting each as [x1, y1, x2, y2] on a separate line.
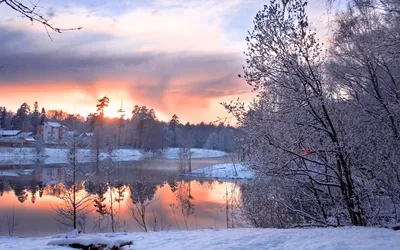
[0, 132, 35, 143]
[0, 130, 21, 136]
[80, 132, 94, 137]
[45, 121, 62, 128]
[25, 136, 37, 142]
[17, 132, 33, 138]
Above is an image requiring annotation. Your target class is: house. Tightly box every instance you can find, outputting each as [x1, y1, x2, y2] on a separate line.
[77, 131, 94, 147]
[0, 130, 36, 147]
[38, 121, 66, 142]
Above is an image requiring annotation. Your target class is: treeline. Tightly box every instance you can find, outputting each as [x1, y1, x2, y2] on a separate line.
[0, 102, 236, 152]
[90, 105, 237, 152]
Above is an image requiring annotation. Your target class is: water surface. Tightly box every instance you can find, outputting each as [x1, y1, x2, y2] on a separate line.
[0, 158, 242, 237]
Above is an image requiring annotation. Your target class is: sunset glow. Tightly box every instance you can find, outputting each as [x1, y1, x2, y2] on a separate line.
[0, 1, 330, 123]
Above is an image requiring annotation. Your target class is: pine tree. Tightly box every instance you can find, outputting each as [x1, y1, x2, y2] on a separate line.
[40, 108, 46, 125]
[11, 102, 30, 131]
[0, 107, 6, 129]
[30, 102, 40, 135]
[168, 114, 180, 147]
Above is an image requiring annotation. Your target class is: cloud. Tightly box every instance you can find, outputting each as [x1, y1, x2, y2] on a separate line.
[0, 25, 249, 122]
[0, 0, 330, 122]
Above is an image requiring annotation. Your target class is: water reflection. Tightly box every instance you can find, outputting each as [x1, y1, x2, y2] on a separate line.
[0, 160, 242, 236]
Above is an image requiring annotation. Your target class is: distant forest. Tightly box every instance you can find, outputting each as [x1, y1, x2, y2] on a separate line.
[0, 101, 237, 152]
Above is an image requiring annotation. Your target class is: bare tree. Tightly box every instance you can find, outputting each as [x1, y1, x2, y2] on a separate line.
[0, 0, 82, 36]
[54, 183, 92, 230]
[54, 122, 93, 230]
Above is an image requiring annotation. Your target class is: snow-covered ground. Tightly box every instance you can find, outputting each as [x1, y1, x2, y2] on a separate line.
[163, 148, 227, 159]
[0, 147, 143, 165]
[186, 163, 254, 179]
[0, 147, 37, 156]
[110, 149, 144, 162]
[0, 227, 398, 250]
[0, 147, 227, 165]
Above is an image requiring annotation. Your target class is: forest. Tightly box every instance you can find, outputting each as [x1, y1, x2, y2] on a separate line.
[0, 101, 236, 153]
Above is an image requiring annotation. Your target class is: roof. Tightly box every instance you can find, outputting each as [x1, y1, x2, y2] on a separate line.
[79, 132, 94, 137]
[0, 132, 35, 143]
[17, 132, 33, 138]
[25, 137, 37, 142]
[45, 122, 62, 128]
[0, 130, 21, 136]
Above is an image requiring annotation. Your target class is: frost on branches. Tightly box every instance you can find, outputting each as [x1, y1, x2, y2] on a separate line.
[226, 0, 400, 227]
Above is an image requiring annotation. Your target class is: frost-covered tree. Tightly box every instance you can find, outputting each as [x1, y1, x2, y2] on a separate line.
[226, 0, 370, 226]
[226, 0, 400, 227]
[328, 0, 400, 225]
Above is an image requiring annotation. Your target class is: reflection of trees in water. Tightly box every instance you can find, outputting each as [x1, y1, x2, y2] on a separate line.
[167, 178, 178, 193]
[54, 182, 92, 231]
[0, 180, 6, 196]
[177, 181, 195, 218]
[92, 182, 108, 216]
[38, 181, 44, 198]
[129, 174, 157, 232]
[114, 182, 128, 231]
[27, 180, 38, 203]
[114, 183, 127, 214]
[92, 182, 109, 232]
[11, 183, 28, 204]
[168, 180, 195, 230]
[0, 164, 241, 233]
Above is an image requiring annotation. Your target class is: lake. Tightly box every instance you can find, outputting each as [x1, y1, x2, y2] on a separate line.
[0, 157, 243, 237]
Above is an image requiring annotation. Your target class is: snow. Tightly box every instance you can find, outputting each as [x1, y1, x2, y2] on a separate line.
[0, 147, 37, 157]
[0, 147, 143, 165]
[110, 149, 143, 162]
[0, 130, 21, 136]
[186, 163, 254, 179]
[65, 229, 81, 238]
[0, 169, 34, 177]
[164, 148, 227, 159]
[48, 236, 131, 249]
[46, 121, 62, 128]
[0, 170, 20, 177]
[0, 147, 227, 165]
[42, 148, 143, 164]
[0, 227, 399, 250]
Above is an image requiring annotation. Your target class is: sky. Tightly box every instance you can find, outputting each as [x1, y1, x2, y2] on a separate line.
[0, 0, 334, 123]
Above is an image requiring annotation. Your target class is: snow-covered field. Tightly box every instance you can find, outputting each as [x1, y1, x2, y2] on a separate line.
[0, 147, 227, 165]
[0, 147, 143, 165]
[163, 148, 227, 159]
[0, 227, 398, 250]
[186, 163, 254, 179]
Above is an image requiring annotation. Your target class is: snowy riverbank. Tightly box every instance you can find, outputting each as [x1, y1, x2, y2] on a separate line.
[0, 147, 143, 165]
[0, 227, 398, 249]
[0, 147, 229, 166]
[185, 162, 254, 180]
